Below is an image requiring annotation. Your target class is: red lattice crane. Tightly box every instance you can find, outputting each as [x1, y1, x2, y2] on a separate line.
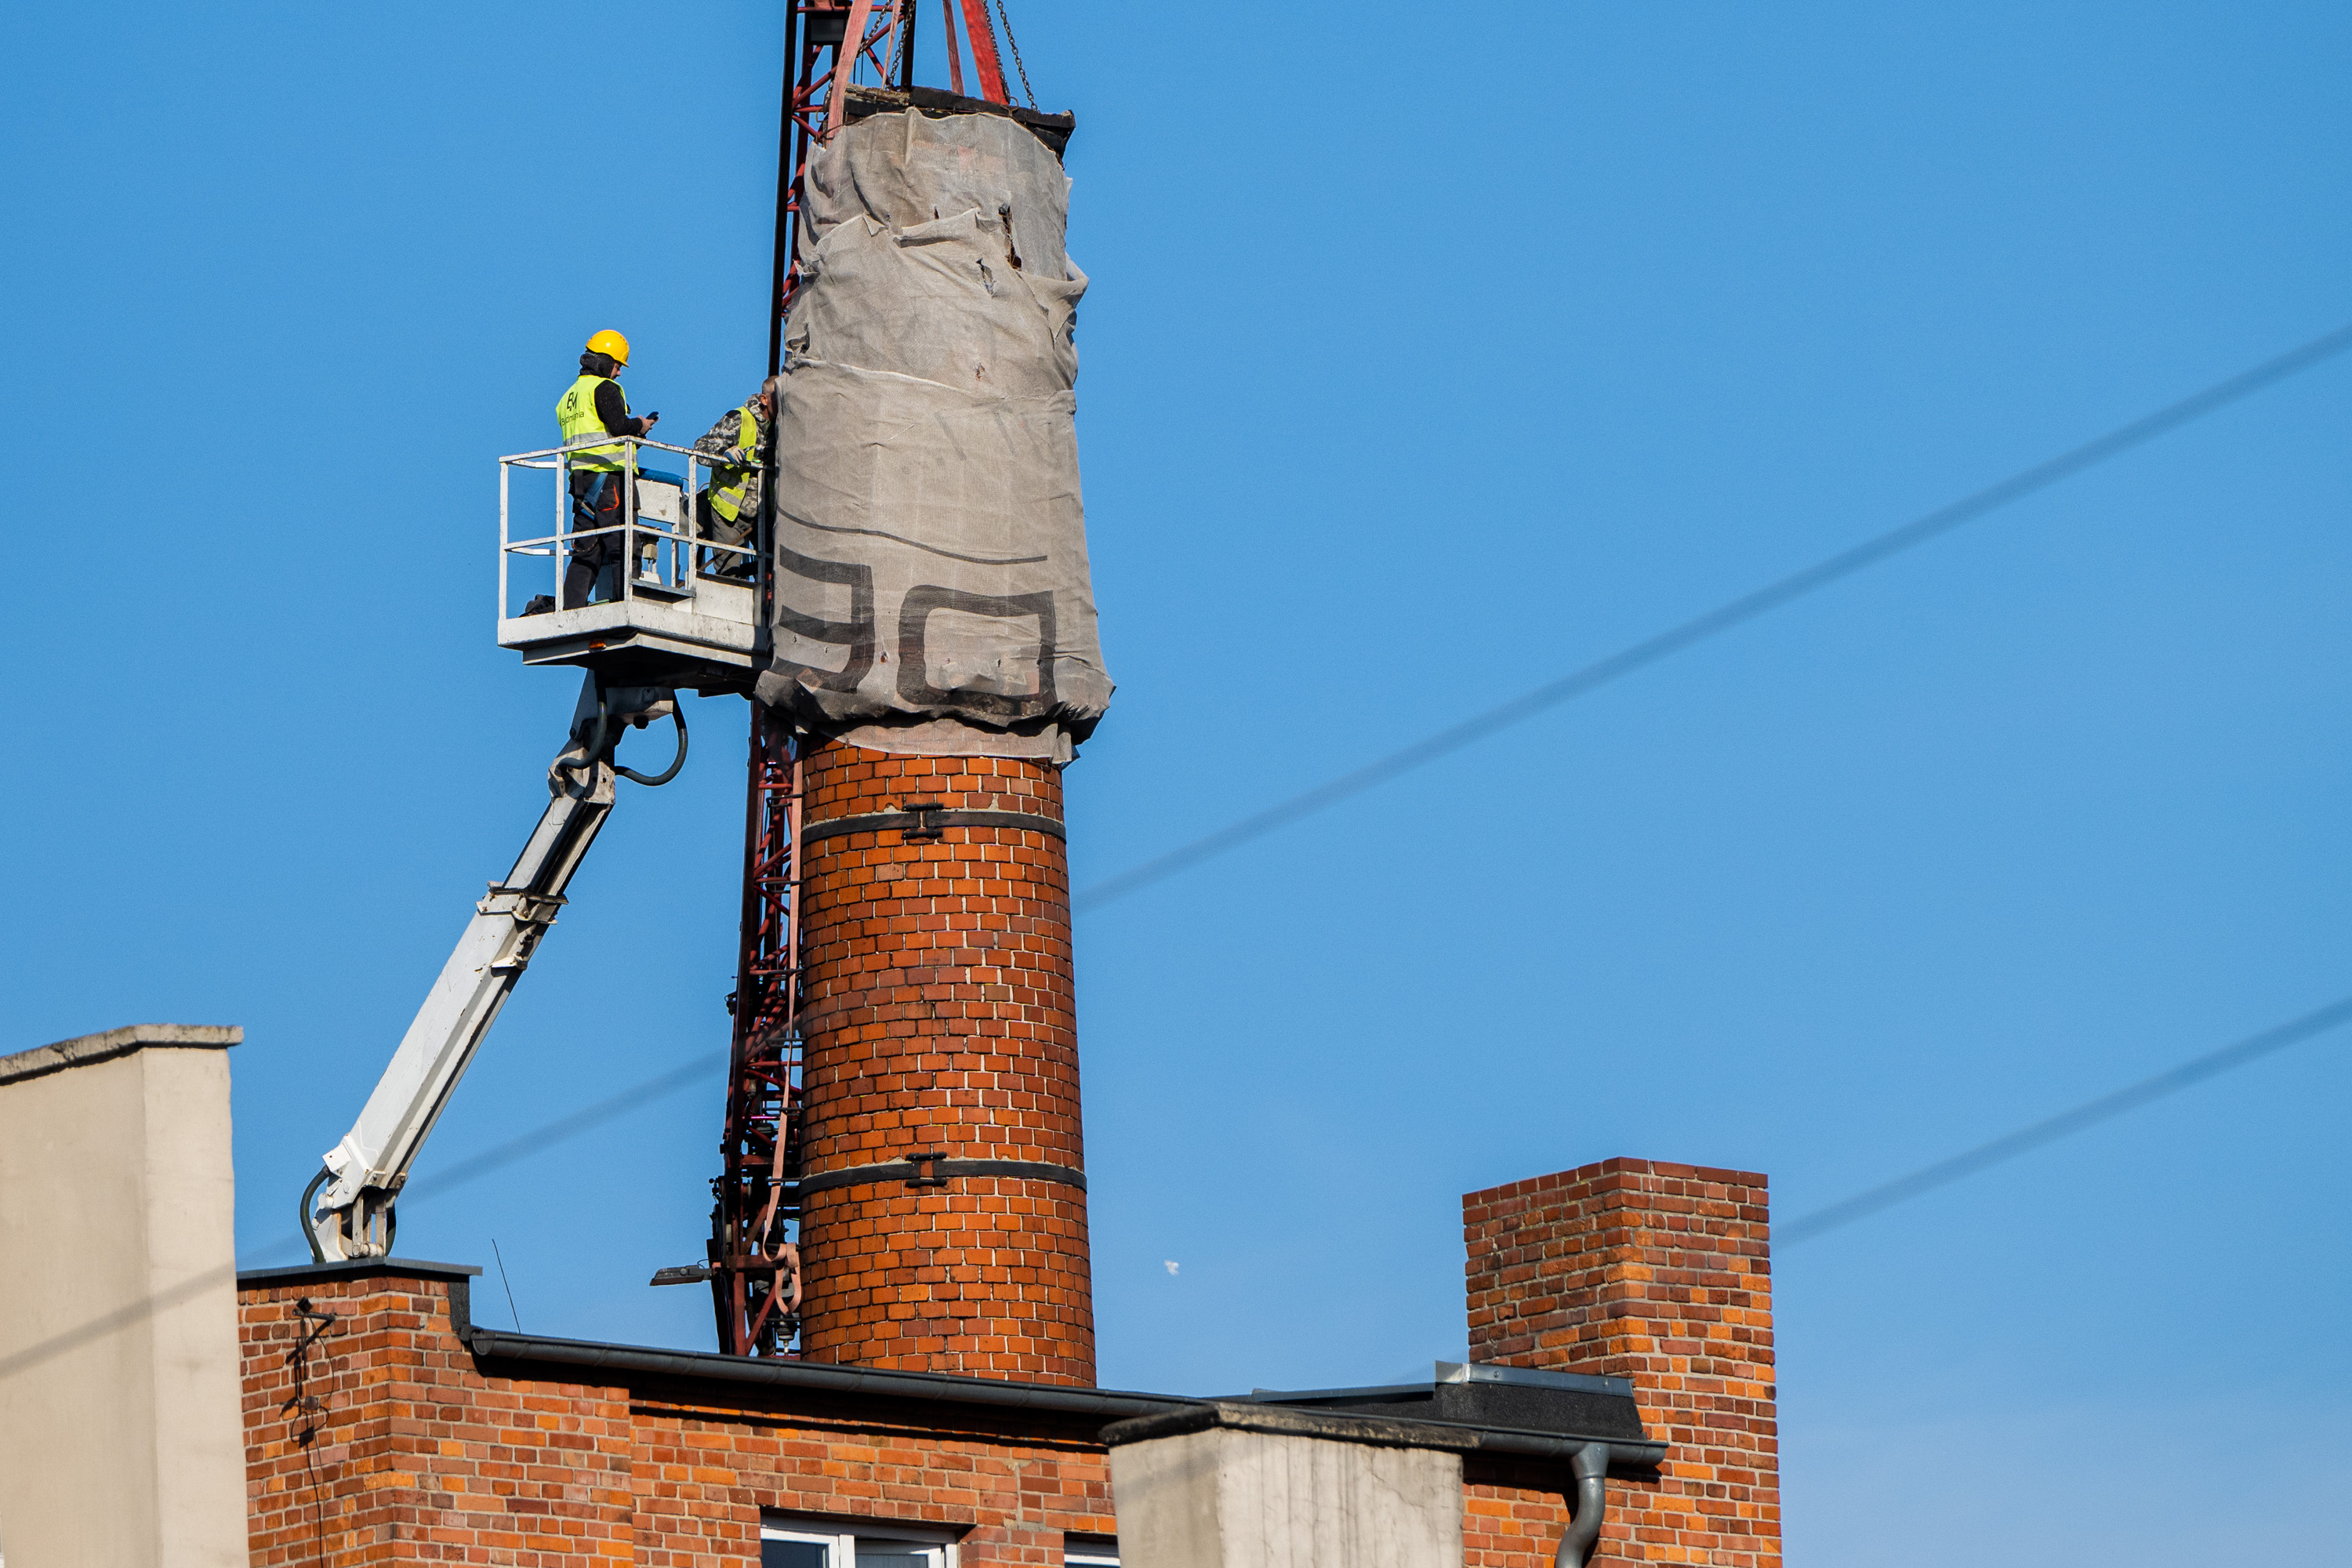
[706, 0, 1048, 1359]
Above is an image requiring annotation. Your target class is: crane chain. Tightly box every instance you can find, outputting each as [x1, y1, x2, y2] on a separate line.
[992, 0, 1037, 108]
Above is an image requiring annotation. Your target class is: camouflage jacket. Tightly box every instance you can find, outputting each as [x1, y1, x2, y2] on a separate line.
[692, 400, 773, 515]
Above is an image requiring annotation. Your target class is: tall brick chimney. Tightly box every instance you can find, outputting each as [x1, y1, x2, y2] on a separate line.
[793, 744, 1094, 1385]
[1463, 1159, 1779, 1566]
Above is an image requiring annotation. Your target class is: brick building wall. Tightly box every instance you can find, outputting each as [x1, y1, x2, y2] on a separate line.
[241, 1264, 634, 1565]
[240, 1261, 1120, 1566]
[1461, 1159, 1779, 1567]
[236, 1158, 1775, 1565]
[630, 1397, 1112, 1566]
[795, 744, 1094, 1384]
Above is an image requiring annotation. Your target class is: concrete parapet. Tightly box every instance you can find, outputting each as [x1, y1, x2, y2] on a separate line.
[0, 1023, 248, 1568]
[1104, 1403, 1467, 1568]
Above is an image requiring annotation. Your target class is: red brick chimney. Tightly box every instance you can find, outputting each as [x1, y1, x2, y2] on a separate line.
[1463, 1159, 1779, 1566]
[792, 743, 1094, 1384]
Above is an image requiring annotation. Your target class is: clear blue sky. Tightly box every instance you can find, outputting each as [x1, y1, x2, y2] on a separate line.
[7, 3, 2349, 1561]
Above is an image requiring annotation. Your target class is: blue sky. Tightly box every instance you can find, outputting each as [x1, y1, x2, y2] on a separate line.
[6, 3, 2349, 1560]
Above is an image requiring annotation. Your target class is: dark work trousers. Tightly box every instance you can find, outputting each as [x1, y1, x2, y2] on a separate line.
[564, 470, 629, 605]
[695, 491, 757, 580]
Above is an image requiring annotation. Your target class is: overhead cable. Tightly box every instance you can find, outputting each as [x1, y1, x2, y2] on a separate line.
[10, 989, 2344, 1382]
[1780, 992, 2352, 1247]
[398, 1050, 723, 1204]
[1073, 320, 2352, 916]
[0, 1048, 739, 1380]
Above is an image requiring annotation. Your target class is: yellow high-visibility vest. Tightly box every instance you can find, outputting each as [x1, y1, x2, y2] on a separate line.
[707, 404, 762, 524]
[557, 373, 630, 472]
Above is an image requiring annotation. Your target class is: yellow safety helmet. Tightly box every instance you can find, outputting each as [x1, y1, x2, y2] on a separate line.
[584, 328, 631, 367]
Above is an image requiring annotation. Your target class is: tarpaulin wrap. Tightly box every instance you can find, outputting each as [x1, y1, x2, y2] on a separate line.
[756, 108, 1111, 761]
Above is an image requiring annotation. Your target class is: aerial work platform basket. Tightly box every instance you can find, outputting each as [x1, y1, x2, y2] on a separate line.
[497, 437, 764, 694]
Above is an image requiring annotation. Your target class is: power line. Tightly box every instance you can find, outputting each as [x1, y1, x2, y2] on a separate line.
[1073, 321, 2352, 916]
[1780, 993, 2352, 1247]
[10, 990, 2345, 1381]
[0, 1048, 726, 1381]
[0, 1259, 241, 1381]
[19, 310, 2352, 1366]
[398, 1050, 723, 1204]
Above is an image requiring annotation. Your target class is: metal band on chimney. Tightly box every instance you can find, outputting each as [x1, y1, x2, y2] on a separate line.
[800, 806, 1067, 848]
[795, 1158, 1089, 1197]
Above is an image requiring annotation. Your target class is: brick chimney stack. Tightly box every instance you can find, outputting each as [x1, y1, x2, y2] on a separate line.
[792, 743, 1094, 1385]
[1463, 1159, 1779, 1566]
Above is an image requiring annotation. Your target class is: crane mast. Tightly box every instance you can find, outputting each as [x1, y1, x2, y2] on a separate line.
[702, 0, 1044, 1358]
[302, 1, 1054, 1356]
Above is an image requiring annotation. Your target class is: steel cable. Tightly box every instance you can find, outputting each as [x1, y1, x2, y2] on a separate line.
[992, 0, 1037, 107]
[1073, 320, 2352, 915]
[1780, 993, 2352, 1246]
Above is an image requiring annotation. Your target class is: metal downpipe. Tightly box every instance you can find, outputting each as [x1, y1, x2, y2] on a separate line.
[1555, 1442, 1611, 1568]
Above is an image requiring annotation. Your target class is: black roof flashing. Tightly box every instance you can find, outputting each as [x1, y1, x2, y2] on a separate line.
[1233, 1363, 1652, 1454]
[235, 1258, 1657, 1467]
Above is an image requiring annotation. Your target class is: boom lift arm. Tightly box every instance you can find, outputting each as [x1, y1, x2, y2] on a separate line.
[303, 675, 688, 1261]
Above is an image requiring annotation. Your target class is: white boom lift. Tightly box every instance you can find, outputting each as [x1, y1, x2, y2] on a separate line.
[303, 676, 688, 1261]
[301, 432, 765, 1261]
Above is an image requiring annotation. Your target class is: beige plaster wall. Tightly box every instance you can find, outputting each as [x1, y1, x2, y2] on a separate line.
[0, 1025, 248, 1568]
[1111, 1421, 1464, 1568]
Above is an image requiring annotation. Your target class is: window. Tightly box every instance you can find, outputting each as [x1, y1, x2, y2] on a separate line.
[1063, 1537, 1120, 1566]
[763, 1538, 829, 1568]
[761, 1517, 957, 1568]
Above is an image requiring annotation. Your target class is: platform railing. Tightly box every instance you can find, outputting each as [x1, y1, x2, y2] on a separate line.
[499, 436, 761, 619]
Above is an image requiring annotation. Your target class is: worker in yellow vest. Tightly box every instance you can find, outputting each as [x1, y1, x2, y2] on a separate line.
[691, 379, 775, 580]
[555, 329, 659, 606]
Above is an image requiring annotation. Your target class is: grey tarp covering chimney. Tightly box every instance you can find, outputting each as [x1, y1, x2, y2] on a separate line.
[754, 107, 1112, 761]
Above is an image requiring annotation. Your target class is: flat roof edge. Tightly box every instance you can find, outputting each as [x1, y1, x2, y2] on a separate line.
[238, 1256, 485, 1286]
[459, 1330, 1665, 1468]
[462, 1326, 1196, 1423]
[223, 1258, 1667, 1469]
[2, 1024, 241, 1085]
[1102, 1401, 1667, 1472]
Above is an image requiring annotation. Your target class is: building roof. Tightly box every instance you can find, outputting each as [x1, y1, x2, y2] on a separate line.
[238, 1256, 1661, 1468]
[1, 1023, 240, 1085]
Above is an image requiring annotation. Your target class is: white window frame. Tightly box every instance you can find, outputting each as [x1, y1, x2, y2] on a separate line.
[761, 1515, 960, 1568]
[1063, 1541, 1120, 1567]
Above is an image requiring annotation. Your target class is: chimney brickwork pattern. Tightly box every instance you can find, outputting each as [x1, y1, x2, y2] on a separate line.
[1462, 1159, 1778, 1566]
[793, 743, 1094, 1384]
